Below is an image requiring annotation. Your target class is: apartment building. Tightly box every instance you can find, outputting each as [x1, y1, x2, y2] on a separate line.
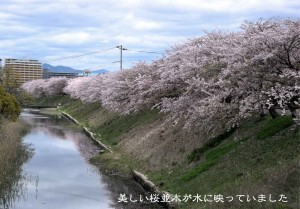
[4, 58, 43, 85]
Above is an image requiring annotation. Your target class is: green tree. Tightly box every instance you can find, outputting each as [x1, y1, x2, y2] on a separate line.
[0, 85, 21, 121]
[2, 65, 20, 94]
[0, 64, 32, 107]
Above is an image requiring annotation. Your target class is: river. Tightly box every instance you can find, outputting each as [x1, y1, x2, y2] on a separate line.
[6, 109, 160, 209]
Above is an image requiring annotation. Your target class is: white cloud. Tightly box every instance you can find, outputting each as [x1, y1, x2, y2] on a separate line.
[0, 0, 299, 71]
[46, 32, 91, 45]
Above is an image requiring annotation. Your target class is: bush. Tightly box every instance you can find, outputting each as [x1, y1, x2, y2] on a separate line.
[0, 85, 20, 121]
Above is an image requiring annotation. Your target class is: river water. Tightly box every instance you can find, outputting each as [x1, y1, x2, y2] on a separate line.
[7, 109, 160, 209]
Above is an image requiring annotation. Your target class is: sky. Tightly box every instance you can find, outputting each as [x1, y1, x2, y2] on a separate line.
[1, 0, 299, 72]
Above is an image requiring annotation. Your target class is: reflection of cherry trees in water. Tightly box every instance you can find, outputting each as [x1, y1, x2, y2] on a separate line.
[32, 114, 162, 208]
[0, 144, 37, 209]
[32, 115, 101, 160]
[16, 110, 162, 208]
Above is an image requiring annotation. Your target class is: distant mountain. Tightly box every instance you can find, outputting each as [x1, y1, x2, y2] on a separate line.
[43, 63, 81, 73]
[43, 63, 108, 75]
[91, 69, 108, 74]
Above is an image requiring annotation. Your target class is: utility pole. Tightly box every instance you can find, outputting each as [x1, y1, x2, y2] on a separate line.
[116, 45, 127, 70]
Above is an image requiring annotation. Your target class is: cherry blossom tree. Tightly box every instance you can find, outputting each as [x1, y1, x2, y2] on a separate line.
[157, 31, 242, 130]
[100, 62, 159, 114]
[22, 77, 68, 97]
[21, 79, 47, 98]
[226, 18, 300, 120]
[21, 18, 300, 129]
[64, 76, 92, 101]
[158, 18, 300, 130]
[43, 77, 68, 96]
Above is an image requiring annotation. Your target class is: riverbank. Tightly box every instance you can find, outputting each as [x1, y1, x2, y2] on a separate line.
[0, 118, 32, 208]
[33, 95, 300, 209]
[61, 111, 113, 153]
[59, 110, 176, 208]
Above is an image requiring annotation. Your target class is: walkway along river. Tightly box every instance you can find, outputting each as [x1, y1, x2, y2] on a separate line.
[8, 109, 161, 209]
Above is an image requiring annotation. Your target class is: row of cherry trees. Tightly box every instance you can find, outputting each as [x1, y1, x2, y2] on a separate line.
[22, 18, 300, 130]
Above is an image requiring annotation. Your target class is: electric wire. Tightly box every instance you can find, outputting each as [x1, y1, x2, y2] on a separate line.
[41, 46, 164, 71]
[43, 47, 116, 62]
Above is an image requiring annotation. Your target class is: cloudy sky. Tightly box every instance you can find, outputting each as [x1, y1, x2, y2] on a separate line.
[1, 0, 299, 71]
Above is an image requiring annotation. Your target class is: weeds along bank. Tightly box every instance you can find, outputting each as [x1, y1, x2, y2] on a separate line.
[0, 119, 32, 208]
[0, 84, 33, 208]
[34, 95, 299, 209]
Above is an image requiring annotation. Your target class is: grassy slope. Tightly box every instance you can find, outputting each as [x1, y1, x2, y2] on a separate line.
[33, 95, 71, 107]
[148, 116, 299, 209]
[59, 97, 161, 146]
[37, 96, 300, 209]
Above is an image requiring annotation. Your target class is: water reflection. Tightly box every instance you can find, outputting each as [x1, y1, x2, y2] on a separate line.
[9, 109, 161, 209]
[12, 110, 113, 209]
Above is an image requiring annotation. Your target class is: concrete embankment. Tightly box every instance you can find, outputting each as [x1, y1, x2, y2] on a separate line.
[61, 110, 176, 208]
[61, 111, 113, 153]
[133, 170, 178, 208]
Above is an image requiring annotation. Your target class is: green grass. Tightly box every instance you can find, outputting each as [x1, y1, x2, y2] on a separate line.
[181, 161, 217, 182]
[93, 109, 160, 145]
[148, 116, 299, 209]
[187, 127, 236, 162]
[60, 98, 161, 146]
[182, 141, 239, 182]
[33, 95, 70, 107]
[39, 108, 61, 115]
[205, 141, 239, 161]
[256, 116, 294, 140]
[62, 101, 101, 125]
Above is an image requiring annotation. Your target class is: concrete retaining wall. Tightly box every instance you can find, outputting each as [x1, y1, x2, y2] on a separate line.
[61, 112, 113, 153]
[62, 111, 177, 208]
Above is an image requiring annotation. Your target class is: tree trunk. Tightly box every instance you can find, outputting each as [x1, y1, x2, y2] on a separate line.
[269, 106, 280, 119]
[287, 99, 300, 118]
[259, 104, 266, 118]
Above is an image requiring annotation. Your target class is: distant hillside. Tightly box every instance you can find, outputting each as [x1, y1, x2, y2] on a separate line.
[43, 63, 108, 74]
[92, 69, 108, 74]
[43, 63, 82, 73]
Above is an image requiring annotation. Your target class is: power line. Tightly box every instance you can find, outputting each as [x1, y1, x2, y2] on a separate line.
[116, 45, 163, 70]
[43, 47, 116, 62]
[43, 46, 163, 63]
[41, 45, 164, 71]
